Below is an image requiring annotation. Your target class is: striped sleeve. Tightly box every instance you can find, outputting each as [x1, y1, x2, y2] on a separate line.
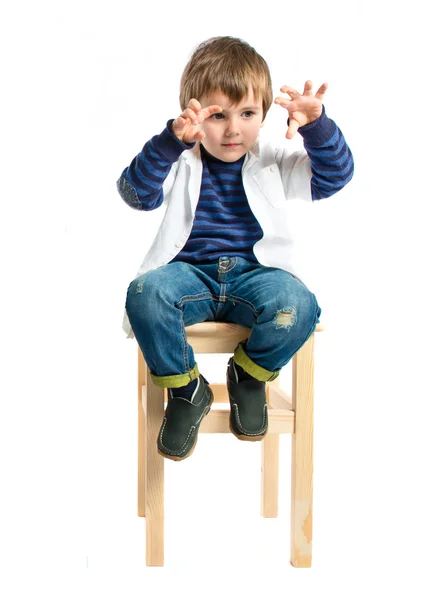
[298, 107, 354, 201]
[116, 120, 194, 211]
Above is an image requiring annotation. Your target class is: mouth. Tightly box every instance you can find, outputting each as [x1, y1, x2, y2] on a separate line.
[222, 143, 241, 148]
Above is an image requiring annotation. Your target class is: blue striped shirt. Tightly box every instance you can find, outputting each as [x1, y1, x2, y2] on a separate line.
[172, 145, 262, 263]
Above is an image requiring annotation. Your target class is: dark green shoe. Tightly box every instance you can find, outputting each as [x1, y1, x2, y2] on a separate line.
[226, 357, 268, 441]
[157, 375, 213, 461]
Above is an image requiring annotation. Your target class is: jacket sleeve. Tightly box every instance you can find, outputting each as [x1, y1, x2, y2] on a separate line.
[298, 106, 354, 200]
[116, 120, 195, 211]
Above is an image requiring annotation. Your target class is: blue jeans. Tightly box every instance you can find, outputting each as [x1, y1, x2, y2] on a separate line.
[125, 257, 321, 387]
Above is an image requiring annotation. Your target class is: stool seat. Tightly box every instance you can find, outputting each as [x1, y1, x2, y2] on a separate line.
[183, 321, 323, 353]
[137, 321, 322, 567]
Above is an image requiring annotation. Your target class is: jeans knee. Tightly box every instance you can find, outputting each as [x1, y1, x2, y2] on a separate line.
[126, 274, 144, 299]
[271, 290, 320, 334]
[125, 272, 161, 321]
[126, 274, 144, 306]
[272, 305, 297, 331]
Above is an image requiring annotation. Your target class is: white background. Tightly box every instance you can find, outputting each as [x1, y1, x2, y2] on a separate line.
[1, 0, 444, 597]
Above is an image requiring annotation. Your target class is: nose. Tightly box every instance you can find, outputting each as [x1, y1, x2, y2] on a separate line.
[224, 118, 239, 137]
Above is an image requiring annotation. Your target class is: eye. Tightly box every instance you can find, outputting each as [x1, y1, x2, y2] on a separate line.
[212, 113, 225, 119]
[242, 111, 255, 118]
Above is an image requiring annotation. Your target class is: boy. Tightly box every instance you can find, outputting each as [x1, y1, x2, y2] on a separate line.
[118, 36, 353, 461]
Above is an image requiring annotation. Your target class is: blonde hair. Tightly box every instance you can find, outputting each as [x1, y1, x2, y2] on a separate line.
[180, 37, 272, 120]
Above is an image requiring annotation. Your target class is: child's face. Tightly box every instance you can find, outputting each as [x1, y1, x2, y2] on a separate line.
[199, 88, 264, 162]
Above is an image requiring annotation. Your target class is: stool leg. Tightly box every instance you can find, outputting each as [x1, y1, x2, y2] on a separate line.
[137, 347, 146, 517]
[290, 333, 314, 567]
[145, 368, 165, 566]
[261, 434, 279, 517]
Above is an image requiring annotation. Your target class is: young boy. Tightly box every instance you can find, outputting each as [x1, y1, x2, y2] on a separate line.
[118, 36, 353, 461]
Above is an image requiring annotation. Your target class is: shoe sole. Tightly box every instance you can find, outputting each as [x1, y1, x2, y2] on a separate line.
[157, 392, 214, 461]
[229, 417, 267, 441]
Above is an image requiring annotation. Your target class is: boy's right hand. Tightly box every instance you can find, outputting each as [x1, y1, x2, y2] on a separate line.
[172, 99, 222, 144]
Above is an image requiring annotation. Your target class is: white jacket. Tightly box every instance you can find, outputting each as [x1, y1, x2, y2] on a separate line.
[123, 137, 313, 337]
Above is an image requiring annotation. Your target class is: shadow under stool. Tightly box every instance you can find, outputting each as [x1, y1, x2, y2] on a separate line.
[137, 321, 323, 567]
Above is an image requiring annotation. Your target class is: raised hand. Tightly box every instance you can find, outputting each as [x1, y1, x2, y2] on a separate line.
[274, 81, 328, 139]
[172, 99, 222, 144]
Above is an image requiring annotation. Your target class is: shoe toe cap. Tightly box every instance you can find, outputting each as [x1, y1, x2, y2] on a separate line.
[231, 402, 268, 435]
[157, 417, 196, 455]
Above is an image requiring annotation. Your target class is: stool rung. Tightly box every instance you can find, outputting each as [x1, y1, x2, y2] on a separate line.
[268, 383, 292, 411]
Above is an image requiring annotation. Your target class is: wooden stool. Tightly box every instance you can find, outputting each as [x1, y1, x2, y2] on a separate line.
[137, 321, 323, 567]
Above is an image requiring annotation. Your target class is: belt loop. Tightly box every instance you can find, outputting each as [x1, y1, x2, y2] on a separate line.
[218, 256, 231, 272]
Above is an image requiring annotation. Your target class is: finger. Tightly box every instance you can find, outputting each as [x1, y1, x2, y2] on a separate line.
[280, 85, 300, 99]
[184, 129, 205, 144]
[182, 107, 199, 125]
[173, 115, 189, 131]
[193, 130, 206, 141]
[274, 96, 291, 109]
[183, 127, 206, 144]
[188, 98, 202, 114]
[314, 82, 328, 101]
[286, 118, 300, 140]
[201, 104, 223, 120]
[303, 81, 313, 96]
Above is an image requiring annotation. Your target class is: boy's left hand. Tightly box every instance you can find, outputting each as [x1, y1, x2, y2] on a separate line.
[274, 81, 328, 139]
